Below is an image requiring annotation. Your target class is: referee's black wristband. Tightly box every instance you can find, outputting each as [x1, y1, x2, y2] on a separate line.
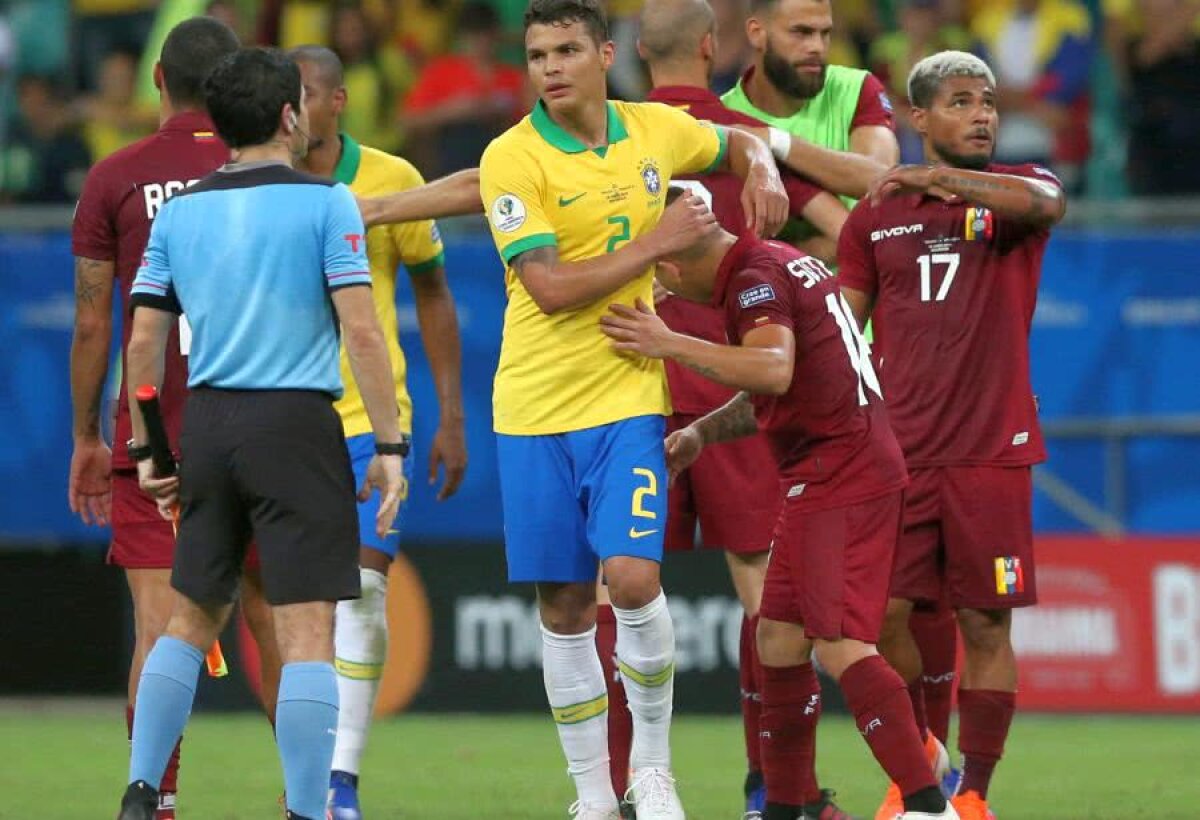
[126, 439, 153, 462]
[375, 440, 410, 457]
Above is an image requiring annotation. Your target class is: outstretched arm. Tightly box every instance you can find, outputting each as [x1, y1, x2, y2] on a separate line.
[360, 168, 483, 227]
[763, 123, 898, 200]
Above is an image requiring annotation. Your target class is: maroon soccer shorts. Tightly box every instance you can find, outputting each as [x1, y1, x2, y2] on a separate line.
[890, 466, 1038, 610]
[664, 414, 780, 555]
[109, 470, 263, 571]
[760, 490, 903, 643]
[109, 469, 176, 569]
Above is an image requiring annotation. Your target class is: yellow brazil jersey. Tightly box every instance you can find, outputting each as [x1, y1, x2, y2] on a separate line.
[332, 134, 445, 437]
[479, 100, 726, 436]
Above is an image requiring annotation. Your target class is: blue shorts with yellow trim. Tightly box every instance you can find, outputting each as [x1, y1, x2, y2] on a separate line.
[347, 432, 413, 557]
[496, 415, 668, 583]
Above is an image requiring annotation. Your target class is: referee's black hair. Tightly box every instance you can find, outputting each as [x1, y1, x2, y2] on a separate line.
[204, 48, 302, 149]
[524, 0, 609, 44]
[159, 16, 240, 109]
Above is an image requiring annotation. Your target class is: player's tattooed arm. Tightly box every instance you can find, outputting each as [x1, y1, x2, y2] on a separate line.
[511, 193, 717, 315]
[70, 256, 115, 439]
[694, 391, 758, 446]
[870, 165, 1066, 228]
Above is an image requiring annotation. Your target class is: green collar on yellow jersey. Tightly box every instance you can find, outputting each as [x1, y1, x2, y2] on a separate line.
[332, 133, 362, 185]
[531, 100, 629, 156]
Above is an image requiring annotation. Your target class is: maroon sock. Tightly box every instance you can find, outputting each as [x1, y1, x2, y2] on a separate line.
[128, 704, 181, 794]
[760, 663, 822, 806]
[958, 689, 1015, 799]
[739, 614, 764, 776]
[911, 606, 958, 746]
[596, 604, 631, 798]
[839, 655, 937, 798]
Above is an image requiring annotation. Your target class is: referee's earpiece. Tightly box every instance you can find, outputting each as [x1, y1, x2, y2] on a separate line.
[289, 111, 299, 131]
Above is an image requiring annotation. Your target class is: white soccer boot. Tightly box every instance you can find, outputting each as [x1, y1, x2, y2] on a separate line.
[569, 799, 621, 819]
[626, 768, 685, 820]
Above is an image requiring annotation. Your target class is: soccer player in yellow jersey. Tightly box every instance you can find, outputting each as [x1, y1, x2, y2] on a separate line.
[479, 1, 787, 818]
[289, 46, 467, 820]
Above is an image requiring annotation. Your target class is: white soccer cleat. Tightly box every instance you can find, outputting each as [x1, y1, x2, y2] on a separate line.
[901, 803, 960, 819]
[626, 768, 686, 820]
[569, 800, 621, 819]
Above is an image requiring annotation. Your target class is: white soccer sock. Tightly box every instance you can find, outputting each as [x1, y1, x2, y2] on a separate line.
[542, 624, 618, 809]
[331, 567, 388, 775]
[613, 591, 675, 772]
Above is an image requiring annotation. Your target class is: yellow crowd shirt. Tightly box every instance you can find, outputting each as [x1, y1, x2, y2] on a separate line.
[332, 134, 445, 437]
[480, 100, 726, 436]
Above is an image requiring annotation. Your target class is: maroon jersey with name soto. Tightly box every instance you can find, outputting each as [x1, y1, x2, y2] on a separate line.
[647, 86, 825, 415]
[716, 235, 908, 509]
[837, 163, 1060, 468]
[72, 111, 229, 469]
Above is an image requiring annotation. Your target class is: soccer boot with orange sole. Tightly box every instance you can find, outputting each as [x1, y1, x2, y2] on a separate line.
[875, 735, 951, 820]
[949, 790, 992, 820]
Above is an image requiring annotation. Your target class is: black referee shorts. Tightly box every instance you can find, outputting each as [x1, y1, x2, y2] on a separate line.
[172, 388, 361, 606]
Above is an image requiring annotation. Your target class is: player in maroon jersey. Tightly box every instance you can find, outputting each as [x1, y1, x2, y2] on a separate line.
[599, 189, 957, 820]
[68, 19, 279, 818]
[598, 1, 852, 816]
[837, 51, 1066, 820]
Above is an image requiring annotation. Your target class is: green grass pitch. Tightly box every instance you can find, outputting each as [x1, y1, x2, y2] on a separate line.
[1, 704, 1196, 818]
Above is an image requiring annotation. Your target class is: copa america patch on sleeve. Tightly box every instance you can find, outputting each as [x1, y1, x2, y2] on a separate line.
[738, 284, 776, 308]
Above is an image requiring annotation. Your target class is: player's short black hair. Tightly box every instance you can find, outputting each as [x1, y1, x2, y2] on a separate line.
[204, 48, 302, 149]
[523, 0, 609, 44]
[160, 16, 240, 108]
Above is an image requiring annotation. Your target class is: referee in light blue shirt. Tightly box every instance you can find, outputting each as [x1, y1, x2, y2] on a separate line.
[117, 48, 406, 820]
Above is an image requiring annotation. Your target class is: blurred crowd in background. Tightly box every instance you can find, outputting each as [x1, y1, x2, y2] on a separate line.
[0, 0, 1197, 205]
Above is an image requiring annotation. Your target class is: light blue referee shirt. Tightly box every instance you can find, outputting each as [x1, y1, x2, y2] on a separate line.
[130, 161, 371, 398]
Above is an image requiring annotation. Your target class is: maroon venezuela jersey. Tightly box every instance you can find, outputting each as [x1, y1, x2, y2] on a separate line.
[716, 235, 908, 509]
[647, 86, 825, 414]
[836, 163, 1061, 468]
[72, 111, 229, 468]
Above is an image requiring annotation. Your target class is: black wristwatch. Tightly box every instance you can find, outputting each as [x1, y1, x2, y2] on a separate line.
[375, 437, 411, 458]
[126, 438, 153, 462]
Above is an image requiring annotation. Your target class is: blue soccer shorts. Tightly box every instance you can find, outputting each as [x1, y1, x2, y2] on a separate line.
[496, 414, 668, 583]
[346, 432, 413, 557]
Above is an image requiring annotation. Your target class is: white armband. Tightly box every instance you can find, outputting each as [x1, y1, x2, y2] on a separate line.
[767, 127, 791, 162]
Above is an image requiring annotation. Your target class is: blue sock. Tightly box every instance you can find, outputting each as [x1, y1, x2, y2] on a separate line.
[277, 661, 339, 819]
[129, 636, 204, 787]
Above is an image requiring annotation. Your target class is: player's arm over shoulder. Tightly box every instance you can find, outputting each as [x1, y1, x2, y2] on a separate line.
[931, 163, 1066, 232]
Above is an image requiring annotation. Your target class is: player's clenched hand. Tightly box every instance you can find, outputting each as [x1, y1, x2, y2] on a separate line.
[362, 453, 408, 539]
[651, 191, 718, 256]
[868, 164, 949, 205]
[664, 426, 704, 487]
[135, 458, 179, 521]
[741, 159, 789, 239]
[601, 299, 676, 359]
[429, 422, 467, 501]
[69, 438, 112, 526]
